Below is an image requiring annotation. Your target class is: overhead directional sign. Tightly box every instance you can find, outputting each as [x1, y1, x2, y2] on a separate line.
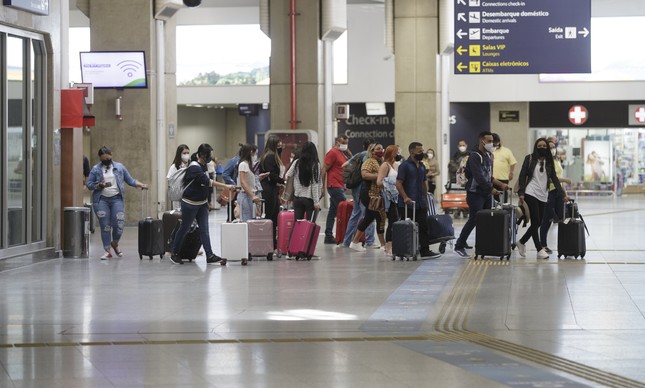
[454, 0, 591, 75]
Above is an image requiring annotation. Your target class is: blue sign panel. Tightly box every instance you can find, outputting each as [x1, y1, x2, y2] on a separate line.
[454, 0, 590, 74]
[3, 0, 49, 15]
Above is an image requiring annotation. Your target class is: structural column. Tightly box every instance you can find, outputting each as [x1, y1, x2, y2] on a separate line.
[269, 0, 325, 140]
[394, 0, 441, 154]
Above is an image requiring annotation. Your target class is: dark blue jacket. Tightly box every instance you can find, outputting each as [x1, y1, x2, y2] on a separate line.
[465, 149, 494, 196]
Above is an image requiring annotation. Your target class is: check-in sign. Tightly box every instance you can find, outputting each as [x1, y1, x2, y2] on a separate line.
[454, 0, 591, 75]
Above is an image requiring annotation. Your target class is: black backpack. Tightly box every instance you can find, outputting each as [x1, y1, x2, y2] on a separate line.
[342, 156, 363, 189]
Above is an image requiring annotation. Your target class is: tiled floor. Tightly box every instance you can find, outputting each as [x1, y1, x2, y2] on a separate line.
[1, 195, 645, 387]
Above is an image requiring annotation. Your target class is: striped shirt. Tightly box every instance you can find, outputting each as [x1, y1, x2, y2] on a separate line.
[285, 161, 323, 206]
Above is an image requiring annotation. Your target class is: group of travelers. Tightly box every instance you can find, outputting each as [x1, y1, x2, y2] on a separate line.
[450, 132, 570, 260]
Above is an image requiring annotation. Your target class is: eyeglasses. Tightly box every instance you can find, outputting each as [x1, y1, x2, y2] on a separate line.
[539, 160, 544, 173]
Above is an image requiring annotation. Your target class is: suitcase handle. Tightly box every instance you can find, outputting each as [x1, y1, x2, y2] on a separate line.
[404, 201, 416, 220]
[141, 189, 150, 219]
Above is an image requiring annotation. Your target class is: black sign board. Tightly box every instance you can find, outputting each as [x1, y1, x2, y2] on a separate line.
[3, 0, 48, 15]
[499, 110, 519, 122]
[454, 0, 590, 75]
[336, 103, 395, 153]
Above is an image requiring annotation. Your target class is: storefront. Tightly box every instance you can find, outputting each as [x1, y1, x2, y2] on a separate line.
[530, 101, 645, 195]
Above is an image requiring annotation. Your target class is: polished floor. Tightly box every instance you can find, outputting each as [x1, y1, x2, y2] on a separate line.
[1, 195, 645, 387]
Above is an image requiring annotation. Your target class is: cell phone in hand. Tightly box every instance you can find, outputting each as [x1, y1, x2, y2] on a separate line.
[104, 182, 112, 187]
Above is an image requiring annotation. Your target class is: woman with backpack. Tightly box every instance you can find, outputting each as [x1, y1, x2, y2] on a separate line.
[284, 142, 322, 221]
[259, 135, 285, 250]
[166, 144, 191, 209]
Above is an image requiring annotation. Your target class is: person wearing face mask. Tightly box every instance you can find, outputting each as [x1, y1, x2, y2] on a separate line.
[422, 148, 440, 197]
[515, 138, 569, 260]
[448, 140, 469, 185]
[491, 133, 517, 186]
[348, 144, 387, 251]
[539, 138, 572, 254]
[395, 142, 441, 259]
[322, 135, 350, 244]
[259, 135, 285, 250]
[453, 132, 510, 258]
[170, 143, 237, 265]
[87, 146, 149, 260]
[167, 144, 191, 210]
[238, 144, 265, 222]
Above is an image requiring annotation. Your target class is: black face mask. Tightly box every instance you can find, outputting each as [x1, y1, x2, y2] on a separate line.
[414, 153, 425, 161]
[101, 159, 112, 167]
[394, 154, 403, 162]
[537, 148, 549, 157]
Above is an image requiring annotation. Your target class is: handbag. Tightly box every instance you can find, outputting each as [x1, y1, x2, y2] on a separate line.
[281, 161, 297, 202]
[368, 195, 384, 211]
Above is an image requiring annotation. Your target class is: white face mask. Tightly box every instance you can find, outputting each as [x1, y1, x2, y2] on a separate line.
[551, 148, 557, 157]
[181, 153, 190, 163]
[484, 143, 495, 153]
[252, 154, 258, 164]
[427, 153, 434, 159]
[339, 144, 348, 151]
[458, 146, 467, 153]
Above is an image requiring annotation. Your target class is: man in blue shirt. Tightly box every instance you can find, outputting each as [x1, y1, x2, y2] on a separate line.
[396, 142, 441, 259]
[453, 131, 510, 257]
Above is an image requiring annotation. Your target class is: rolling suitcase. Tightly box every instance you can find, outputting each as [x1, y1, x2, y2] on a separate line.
[138, 190, 164, 260]
[221, 194, 249, 265]
[557, 200, 587, 259]
[169, 220, 202, 262]
[248, 200, 275, 261]
[474, 197, 511, 261]
[162, 209, 182, 253]
[427, 194, 454, 254]
[391, 202, 419, 261]
[288, 212, 320, 260]
[335, 200, 353, 244]
[276, 207, 295, 258]
[497, 190, 517, 250]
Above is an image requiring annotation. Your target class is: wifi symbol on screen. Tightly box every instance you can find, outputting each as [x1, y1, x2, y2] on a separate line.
[118, 60, 143, 78]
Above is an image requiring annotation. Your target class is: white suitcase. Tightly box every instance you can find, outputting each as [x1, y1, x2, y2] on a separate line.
[221, 221, 249, 265]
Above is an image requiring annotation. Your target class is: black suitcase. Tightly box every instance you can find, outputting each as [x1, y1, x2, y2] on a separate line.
[169, 220, 202, 262]
[427, 194, 454, 254]
[475, 206, 512, 260]
[162, 210, 182, 253]
[138, 191, 164, 260]
[84, 203, 95, 234]
[557, 201, 587, 259]
[392, 204, 419, 261]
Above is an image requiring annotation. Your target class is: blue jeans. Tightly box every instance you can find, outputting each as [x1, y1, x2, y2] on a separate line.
[237, 192, 255, 222]
[343, 186, 375, 246]
[325, 187, 346, 239]
[93, 194, 125, 250]
[173, 201, 213, 257]
[455, 192, 491, 250]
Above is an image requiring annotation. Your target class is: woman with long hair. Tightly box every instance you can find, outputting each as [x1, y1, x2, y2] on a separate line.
[237, 143, 262, 222]
[378, 145, 400, 255]
[349, 143, 387, 252]
[284, 141, 322, 221]
[516, 138, 569, 260]
[539, 138, 572, 253]
[259, 135, 285, 249]
[167, 144, 191, 209]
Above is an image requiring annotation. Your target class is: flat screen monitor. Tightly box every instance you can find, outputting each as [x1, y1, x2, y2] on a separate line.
[80, 51, 148, 89]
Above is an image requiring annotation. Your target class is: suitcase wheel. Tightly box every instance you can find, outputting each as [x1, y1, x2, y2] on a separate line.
[149, 256, 154, 260]
[276, 252, 282, 258]
[241, 258, 248, 266]
[139, 255, 143, 260]
[159, 254, 163, 260]
[439, 242, 446, 254]
[557, 254, 562, 259]
[248, 253, 253, 262]
[391, 256, 396, 261]
[307, 255, 312, 261]
[267, 252, 273, 261]
[220, 258, 227, 266]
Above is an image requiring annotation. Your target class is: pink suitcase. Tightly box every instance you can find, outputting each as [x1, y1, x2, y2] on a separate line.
[248, 200, 275, 260]
[276, 209, 295, 258]
[288, 213, 320, 261]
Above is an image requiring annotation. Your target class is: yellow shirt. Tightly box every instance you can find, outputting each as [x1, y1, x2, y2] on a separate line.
[549, 156, 564, 191]
[493, 146, 517, 180]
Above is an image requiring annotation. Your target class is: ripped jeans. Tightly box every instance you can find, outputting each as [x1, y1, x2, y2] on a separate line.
[93, 194, 125, 250]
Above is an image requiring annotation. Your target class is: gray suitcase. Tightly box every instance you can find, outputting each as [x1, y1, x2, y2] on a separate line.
[391, 203, 418, 261]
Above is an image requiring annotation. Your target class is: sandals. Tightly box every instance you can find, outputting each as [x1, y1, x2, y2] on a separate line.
[111, 241, 123, 257]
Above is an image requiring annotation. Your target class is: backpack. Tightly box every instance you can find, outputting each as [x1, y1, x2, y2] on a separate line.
[342, 156, 363, 189]
[168, 161, 199, 201]
[455, 155, 470, 186]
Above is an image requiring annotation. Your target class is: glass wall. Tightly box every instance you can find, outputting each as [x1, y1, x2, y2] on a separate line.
[1, 27, 46, 255]
[533, 128, 645, 194]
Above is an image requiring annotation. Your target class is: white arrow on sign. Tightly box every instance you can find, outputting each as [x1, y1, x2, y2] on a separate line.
[458, 13, 467, 22]
[578, 27, 589, 38]
[456, 29, 467, 39]
[457, 0, 466, 5]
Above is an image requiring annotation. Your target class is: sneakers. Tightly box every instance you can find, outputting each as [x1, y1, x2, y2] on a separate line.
[537, 249, 549, 260]
[366, 243, 381, 249]
[420, 250, 441, 260]
[516, 241, 526, 257]
[464, 244, 473, 249]
[206, 254, 222, 265]
[169, 253, 183, 265]
[324, 236, 336, 244]
[100, 251, 112, 260]
[349, 242, 366, 252]
[454, 248, 469, 258]
[543, 246, 553, 254]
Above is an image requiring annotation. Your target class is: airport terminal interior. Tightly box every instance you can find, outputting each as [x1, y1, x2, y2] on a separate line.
[2, 0, 645, 386]
[2, 195, 645, 387]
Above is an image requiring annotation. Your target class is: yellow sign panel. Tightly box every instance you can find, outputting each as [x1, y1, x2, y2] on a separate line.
[469, 62, 481, 73]
[469, 45, 481, 57]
